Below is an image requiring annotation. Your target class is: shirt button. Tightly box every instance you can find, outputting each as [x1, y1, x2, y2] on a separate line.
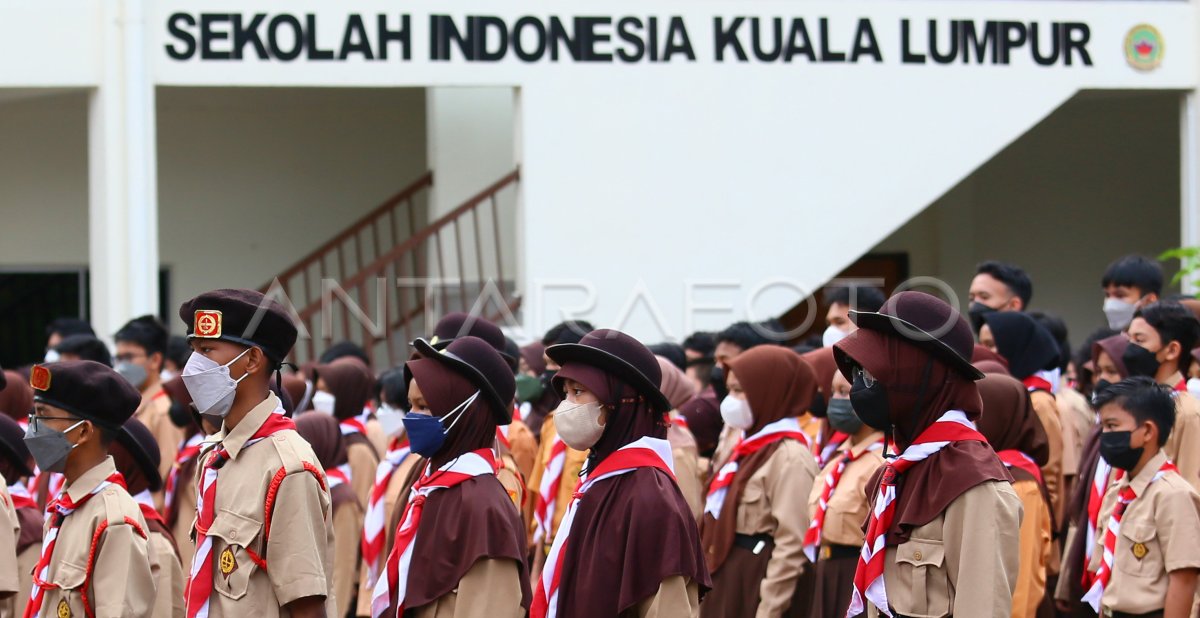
[913, 550, 923, 561]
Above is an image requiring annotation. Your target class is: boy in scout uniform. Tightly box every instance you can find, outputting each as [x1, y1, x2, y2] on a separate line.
[22, 360, 156, 618]
[1084, 377, 1200, 618]
[178, 289, 336, 617]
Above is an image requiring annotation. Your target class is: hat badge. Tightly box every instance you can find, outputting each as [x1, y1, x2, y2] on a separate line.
[30, 365, 51, 391]
[194, 310, 223, 338]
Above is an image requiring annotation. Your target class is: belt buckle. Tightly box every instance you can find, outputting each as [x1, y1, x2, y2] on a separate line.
[821, 546, 831, 560]
[752, 540, 766, 555]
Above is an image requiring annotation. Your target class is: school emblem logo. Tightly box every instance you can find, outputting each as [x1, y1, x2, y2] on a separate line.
[219, 547, 238, 577]
[56, 599, 71, 618]
[194, 310, 223, 338]
[30, 365, 51, 391]
[1125, 24, 1163, 72]
[1131, 541, 1149, 560]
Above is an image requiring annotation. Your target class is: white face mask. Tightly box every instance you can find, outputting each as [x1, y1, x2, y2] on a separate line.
[1103, 298, 1138, 331]
[376, 404, 407, 438]
[312, 391, 336, 416]
[554, 400, 605, 450]
[1188, 378, 1200, 398]
[720, 395, 754, 430]
[160, 369, 178, 383]
[44, 349, 60, 363]
[822, 324, 850, 348]
[181, 348, 252, 419]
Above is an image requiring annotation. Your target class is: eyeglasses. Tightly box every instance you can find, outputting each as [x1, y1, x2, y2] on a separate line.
[853, 366, 877, 388]
[27, 414, 85, 433]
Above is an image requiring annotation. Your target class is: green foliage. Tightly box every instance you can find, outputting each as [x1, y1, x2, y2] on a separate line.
[1159, 247, 1200, 293]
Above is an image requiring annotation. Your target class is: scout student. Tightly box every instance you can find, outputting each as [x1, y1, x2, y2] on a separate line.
[532, 329, 710, 618]
[699, 345, 819, 618]
[1083, 377, 1200, 618]
[161, 375, 207, 571]
[804, 369, 886, 618]
[0, 413, 40, 618]
[112, 418, 185, 618]
[178, 288, 336, 617]
[1124, 301, 1200, 491]
[22, 360, 156, 618]
[833, 291, 1022, 617]
[370, 336, 530, 617]
[311, 357, 380, 509]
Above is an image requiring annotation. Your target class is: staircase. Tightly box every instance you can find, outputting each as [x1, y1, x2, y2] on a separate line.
[260, 169, 522, 368]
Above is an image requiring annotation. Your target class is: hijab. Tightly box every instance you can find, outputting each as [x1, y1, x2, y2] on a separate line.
[656, 355, 698, 411]
[294, 412, 356, 511]
[982, 312, 1060, 380]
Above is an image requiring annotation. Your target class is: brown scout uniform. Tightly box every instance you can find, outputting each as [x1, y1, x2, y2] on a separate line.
[135, 386, 184, 511]
[35, 457, 156, 618]
[1087, 451, 1200, 616]
[195, 394, 337, 616]
[1164, 391, 1200, 492]
[866, 480, 1022, 618]
[807, 432, 886, 551]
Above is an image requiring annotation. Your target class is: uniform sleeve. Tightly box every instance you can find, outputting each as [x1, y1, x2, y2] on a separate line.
[148, 533, 184, 618]
[671, 446, 704, 521]
[92, 522, 156, 618]
[625, 576, 699, 618]
[349, 443, 379, 513]
[416, 558, 524, 618]
[756, 447, 816, 618]
[1032, 393, 1065, 527]
[941, 481, 1023, 618]
[1156, 484, 1200, 573]
[1165, 397, 1200, 492]
[0, 497, 19, 595]
[266, 471, 332, 606]
[1010, 481, 1051, 618]
[508, 422, 538, 481]
[333, 502, 362, 618]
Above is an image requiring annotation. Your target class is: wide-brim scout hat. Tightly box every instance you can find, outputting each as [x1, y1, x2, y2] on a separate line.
[178, 288, 298, 365]
[116, 418, 163, 492]
[406, 336, 516, 425]
[546, 329, 672, 413]
[835, 291, 984, 381]
[428, 312, 516, 369]
[29, 360, 142, 431]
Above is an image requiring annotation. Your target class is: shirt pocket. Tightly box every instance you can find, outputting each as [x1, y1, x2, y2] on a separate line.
[735, 480, 769, 534]
[206, 509, 264, 601]
[48, 559, 87, 617]
[892, 539, 950, 618]
[1116, 521, 1162, 579]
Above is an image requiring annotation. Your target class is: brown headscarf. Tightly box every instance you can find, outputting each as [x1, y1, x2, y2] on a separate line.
[1092, 334, 1131, 379]
[700, 346, 816, 572]
[800, 347, 839, 412]
[0, 371, 33, 420]
[838, 328, 1012, 544]
[294, 412, 356, 511]
[553, 361, 711, 616]
[379, 358, 530, 614]
[656, 355, 698, 411]
[974, 360, 1011, 376]
[520, 342, 547, 375]
[1063, 425, 1102, 609]
[976, 374, 1051, 476]
[314, 357, 375, 422]
[971, 344, 1010, 371]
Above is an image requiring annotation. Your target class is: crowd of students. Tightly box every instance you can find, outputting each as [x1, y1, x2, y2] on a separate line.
[0, 252, 1197, 617]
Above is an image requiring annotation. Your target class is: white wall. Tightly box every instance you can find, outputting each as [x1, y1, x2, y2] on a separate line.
[157, 87, 427, 330]
[874, 91, 1181, 346]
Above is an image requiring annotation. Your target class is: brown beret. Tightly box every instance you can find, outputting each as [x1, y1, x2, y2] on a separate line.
[30, 360, 141, 431]
[179, 288, 298, 364]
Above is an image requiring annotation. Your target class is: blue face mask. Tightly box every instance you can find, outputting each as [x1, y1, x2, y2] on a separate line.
[402, 390, 481, 458]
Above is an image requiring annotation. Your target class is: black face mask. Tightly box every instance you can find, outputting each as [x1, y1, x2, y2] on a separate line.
[539, 370, 558, 395]
[711, 365, 729, 401]
[809, 392, 827, 418]
[1091, 379, 1114, 405]
[849, 371, 891, 430]
[968, 302, 996, 334]
[1099, 430, 1145, 471]
[1122, 343, 1161, 379]
[168, 401, 193, 429]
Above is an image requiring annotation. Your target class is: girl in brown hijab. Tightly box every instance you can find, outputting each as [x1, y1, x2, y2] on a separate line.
[533, 329, 710, 618]
[977, 374, 1053, 618]
[699, 345, 820, 618]
[833, 291, 1020, 617]
[312, 357, 381, 512]
[295, 412, 362, 618]
[372, 336, 529, 618]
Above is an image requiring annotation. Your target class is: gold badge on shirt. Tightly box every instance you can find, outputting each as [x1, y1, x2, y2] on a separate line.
[56, 599, 71, 618]
[1131, 542, 1149, 560]
[219, 547, 238, 577]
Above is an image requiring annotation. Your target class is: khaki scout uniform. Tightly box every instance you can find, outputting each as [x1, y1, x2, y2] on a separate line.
[1164, 391, 1200, 493]
[195, 394, 337, 616]
[1087, 451, 1200, 616]
[867, 480, 1023, 618]
[354, 450, 422, 617]
[0, 477, 21, 618]
[524, 414, 587, 545]
[410, 559, 528, 618]
[34, 458, 156, 618]
[135, 386, 185, 511]
[1030, 390, 1066, 529]
[806, 432, 887, 551]
[346, 439, 380, 515]
[147, 528, 185, 618]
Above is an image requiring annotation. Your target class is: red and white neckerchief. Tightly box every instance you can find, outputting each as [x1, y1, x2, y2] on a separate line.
[7, 480, 36, 511]
[531, 437, 676, 618]
[361, 437, 412, 588]
[1082, 459, 1177, 612]
[705, 417, 809, 519]
[164, 433, 205, 521]
[133, 489, 169, 530]
[26, 471, 127, 618]
[846, 410, 987, 618]
[804, 436, 886, 562]
[532, 435, 569, 544]
[326, 464, 353, 489]
[185, 404, 293, 618]
[1173, 378, 1187, 393]
[496, 426, 512, 450]
[997, 449, 1045, 485]
[817, 431, 850, 468]
[1023, 368, 1061, 394]
[341, 412, 371, 439]
[30, 469, 65, 508]
[371, 449, 498, 617]
[1082, 458, 1122, 589]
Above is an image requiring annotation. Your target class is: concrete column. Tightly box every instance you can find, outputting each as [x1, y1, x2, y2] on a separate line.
[88, 0, 158, 342]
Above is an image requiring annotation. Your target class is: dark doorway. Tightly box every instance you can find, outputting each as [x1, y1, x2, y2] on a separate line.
[779, 253, 910, 346]
[0, 271, 88, 369]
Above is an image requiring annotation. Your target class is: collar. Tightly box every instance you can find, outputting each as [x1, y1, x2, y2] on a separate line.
[848, 431, 886, 457]
[142, 384, 165, 400]
[216, 393, 282, 461]
[65, 456, 117, 503]
[1123, 450, 1169, 496]
[1158, 371, 1185, 389]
